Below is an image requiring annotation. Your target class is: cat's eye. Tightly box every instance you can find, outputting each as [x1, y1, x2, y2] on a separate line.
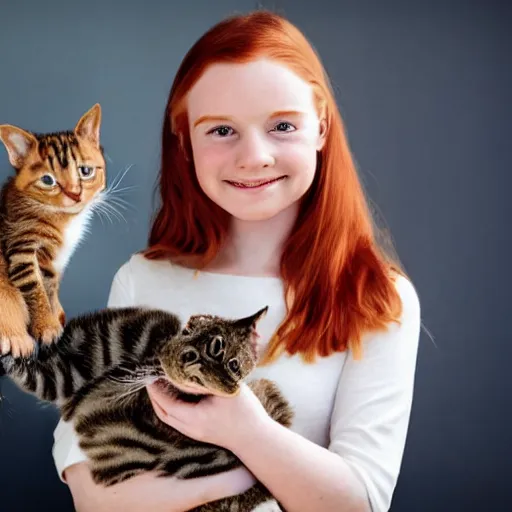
[78, 165, 96, 180]
[181, 349, 199, 366]
[228, 359, 240, 373]
[39, 174, 56, 187]
[208, 335, 225, 359]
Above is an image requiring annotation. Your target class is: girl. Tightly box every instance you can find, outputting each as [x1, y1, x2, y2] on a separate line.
[53, 11, 420, 512]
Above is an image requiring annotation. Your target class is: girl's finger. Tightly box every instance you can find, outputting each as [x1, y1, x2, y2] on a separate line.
[148, 392, 169, 422]
[147, 384, 197, 418]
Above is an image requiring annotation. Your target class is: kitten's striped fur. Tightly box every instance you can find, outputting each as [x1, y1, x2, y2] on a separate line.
[0, 104, 106, 358]
[2, 306, 292, 512]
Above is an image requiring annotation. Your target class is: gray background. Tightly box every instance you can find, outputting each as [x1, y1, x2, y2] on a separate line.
[0, 0, 509, 510]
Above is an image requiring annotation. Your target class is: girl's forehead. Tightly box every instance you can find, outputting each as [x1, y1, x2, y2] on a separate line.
[186, 59, 317, 121]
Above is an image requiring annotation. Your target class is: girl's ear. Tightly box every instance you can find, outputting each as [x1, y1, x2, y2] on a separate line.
[316, 118, 327, 151]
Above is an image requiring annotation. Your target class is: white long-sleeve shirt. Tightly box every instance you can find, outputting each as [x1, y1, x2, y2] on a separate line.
[52, 253, 421, 512]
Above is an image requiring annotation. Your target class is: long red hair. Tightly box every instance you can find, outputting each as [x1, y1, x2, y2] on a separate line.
[144, 11, 404, 363]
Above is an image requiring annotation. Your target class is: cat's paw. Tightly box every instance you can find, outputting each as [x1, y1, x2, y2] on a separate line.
[57, 307, 66, 327]
[30, 315, 63, 345]
[0, 331, 35, 358]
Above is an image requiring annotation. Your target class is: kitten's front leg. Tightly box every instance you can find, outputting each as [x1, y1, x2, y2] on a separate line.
[7, 249, 63, 345]
[0, 268, 34, 357]
[41, 265, 66, 326]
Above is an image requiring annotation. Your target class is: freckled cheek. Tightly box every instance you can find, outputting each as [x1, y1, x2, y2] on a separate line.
[279, 144, 318, 178]
[194, 143, 232, 178]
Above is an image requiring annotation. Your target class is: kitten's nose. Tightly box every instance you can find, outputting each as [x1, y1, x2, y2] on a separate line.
[62, 188, 82, 202]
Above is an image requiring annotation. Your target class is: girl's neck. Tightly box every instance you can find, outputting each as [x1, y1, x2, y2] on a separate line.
[205, 204, 298, 277]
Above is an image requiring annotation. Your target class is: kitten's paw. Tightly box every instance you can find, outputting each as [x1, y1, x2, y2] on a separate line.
[0, 332, 35, 358]
[30, 316, 63, 345]
[58, 308, 66, 327]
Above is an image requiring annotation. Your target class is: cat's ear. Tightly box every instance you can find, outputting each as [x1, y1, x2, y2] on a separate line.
[183, 314, 214, 333]
[233, 306, 269, 329]
[0, 125, 38, 169]
[74, 103, 102, 146]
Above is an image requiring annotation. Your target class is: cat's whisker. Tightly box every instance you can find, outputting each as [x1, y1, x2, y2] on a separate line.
[108, 195, 133, 209]
[103, 204, 126, 224]
[91, 202, 109, 222]
[98, 201, 127, 224]
[107, 164, 135, 194]
[93, 203, 115, 225]
[107, 185, 138, 196]
[107, 197, 132, 214]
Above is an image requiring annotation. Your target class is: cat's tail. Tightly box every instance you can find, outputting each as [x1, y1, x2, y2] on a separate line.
[0, 316, 100, 405]
[0, 306, 182, 406]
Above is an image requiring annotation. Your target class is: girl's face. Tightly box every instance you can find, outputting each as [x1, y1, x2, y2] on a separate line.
[187, 58, 326, 222]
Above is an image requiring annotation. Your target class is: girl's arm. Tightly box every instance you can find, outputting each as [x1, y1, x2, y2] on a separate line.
[54, 262, 256, 511]
[65, 461, 256, 512]
[148, 275, 421, 512]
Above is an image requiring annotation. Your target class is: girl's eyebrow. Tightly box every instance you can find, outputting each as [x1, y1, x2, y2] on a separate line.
[193, 115, 232, 128]
[269, 110, 306, 119]
[193, 110, 306, 128]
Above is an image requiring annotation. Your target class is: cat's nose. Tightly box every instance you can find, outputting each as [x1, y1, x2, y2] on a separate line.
[62, 188, 82, 202]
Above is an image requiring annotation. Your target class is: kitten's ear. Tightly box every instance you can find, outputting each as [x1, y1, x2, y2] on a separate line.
[74, 103, 102, 146]
[183, 314, 214, 333]
[0, 125, 38, 169]
[233, 306, 269, 329]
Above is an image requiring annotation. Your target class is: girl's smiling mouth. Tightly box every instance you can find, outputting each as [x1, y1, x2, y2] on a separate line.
[224, 176, 287, 189]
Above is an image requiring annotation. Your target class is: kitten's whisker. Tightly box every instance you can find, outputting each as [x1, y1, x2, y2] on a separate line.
[107, 198, 132, 213]
[102, 203, 125, 224]
[107, 185, 138, 196]
[108, 164, 135, 194]
[93, 203, 115, 225]
[108, 196, 133, 209]
[100, 201, 127, 224]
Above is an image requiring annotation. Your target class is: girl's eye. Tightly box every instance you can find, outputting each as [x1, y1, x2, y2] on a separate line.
[273, 122, 295, 132]
[209, 126, 234, 137]
[40, 174, 56, 187]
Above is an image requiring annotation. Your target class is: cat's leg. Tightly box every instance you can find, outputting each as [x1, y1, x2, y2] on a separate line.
[5, 248, 62, 344]
[41, 265, 66, 326]
[0, 258, 34, 357]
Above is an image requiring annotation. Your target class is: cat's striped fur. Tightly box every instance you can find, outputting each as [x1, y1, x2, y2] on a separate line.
[0, 104, 106, 358]
[2, 306, 292, 512]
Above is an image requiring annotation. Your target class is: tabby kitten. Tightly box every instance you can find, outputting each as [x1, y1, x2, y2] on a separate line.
[2, 306, 292, 512]
[0, 104, 106, 358]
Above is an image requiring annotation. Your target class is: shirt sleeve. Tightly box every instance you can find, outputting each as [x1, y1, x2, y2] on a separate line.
[51, 261, 135, 483]
[328, 275, 421, 512]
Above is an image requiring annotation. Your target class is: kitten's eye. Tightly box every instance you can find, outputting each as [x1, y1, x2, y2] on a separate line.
[181, 349, 199, 365]
[208, 335, 225, 359]
[78, 166, 96, 180]
[40, 174, 56, 187]
[228, 359, 240, 373]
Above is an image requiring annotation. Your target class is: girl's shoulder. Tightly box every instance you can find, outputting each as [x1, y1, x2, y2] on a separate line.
[116, 252, 188, 281]
[110, 252, 189, 298]
[392, 272, 421, 321]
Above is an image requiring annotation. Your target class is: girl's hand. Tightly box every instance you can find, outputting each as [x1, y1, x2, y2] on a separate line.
[146, 381, 271, 452]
